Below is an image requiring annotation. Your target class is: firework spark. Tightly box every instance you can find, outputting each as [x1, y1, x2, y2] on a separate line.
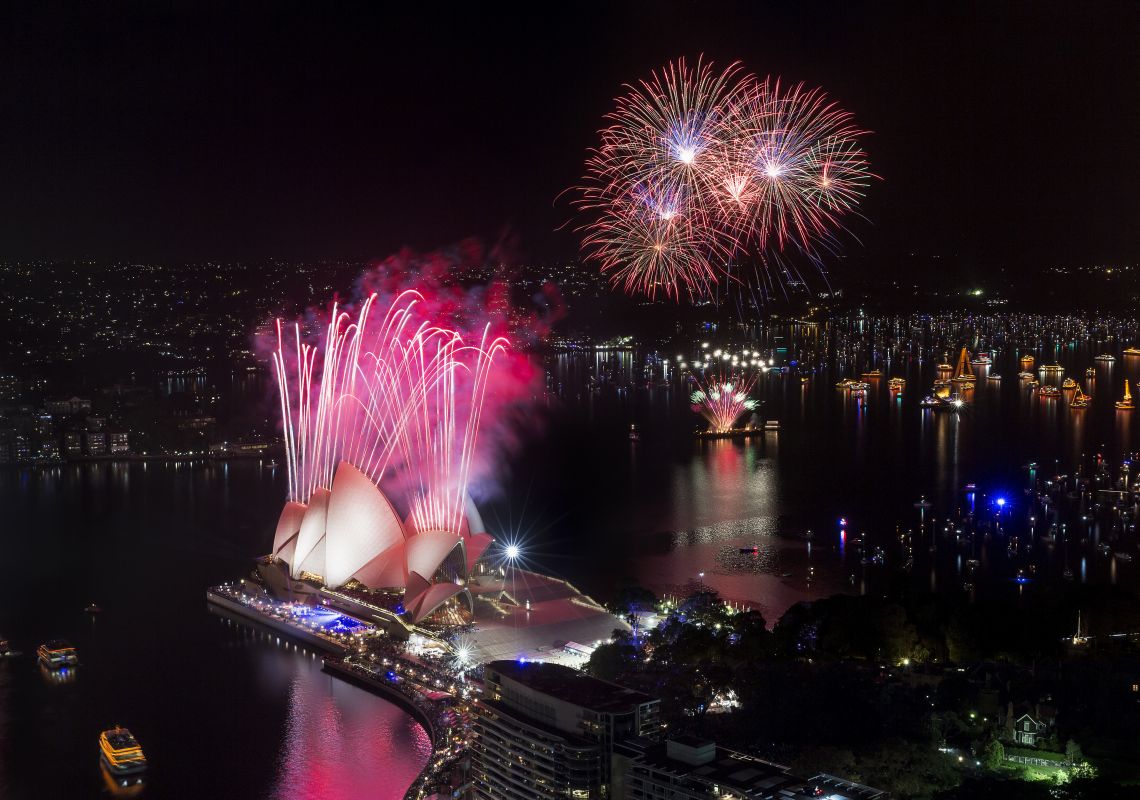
[575, 57, 873, 301]
[272, 289, 509, 536]
[690, 371, 760, 433]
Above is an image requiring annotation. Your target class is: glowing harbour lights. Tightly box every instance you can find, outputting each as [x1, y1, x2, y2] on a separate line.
[575, 56, 873, 301]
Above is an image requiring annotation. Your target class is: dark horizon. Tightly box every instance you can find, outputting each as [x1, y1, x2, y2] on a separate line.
[2, 2, 1139, 274]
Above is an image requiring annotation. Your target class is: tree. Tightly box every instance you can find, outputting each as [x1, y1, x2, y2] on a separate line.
[1064, 738, 1083, 766]
[983, 737, 1005, 771]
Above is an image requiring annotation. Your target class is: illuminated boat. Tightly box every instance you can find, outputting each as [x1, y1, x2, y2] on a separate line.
[1070, 386, 1091, 408]
[919, 395, 940, 408]
[1124, 347, 1140, 357]
[37, 640, 78, 667]
[1018, 371, 1035, 381]
[835, 378, 857, 389]
[849, 381, 871, 393]
[100, 726, 148, 775]
[1095, 353, 1116, 363]
[970, 353, 992, 366]
[1116, 380, 1134, 410]
[887, 377, 906, 390]
[989, 373, 1002, 381]
[935, 354, 954, 374]
[1062, 378, 1078, 391]
[860, 369, 882, 379]
[1019, 354, 1034, 369]
[1039, 386, 1060, 398]
[1024, 379, 1040, 390]
[1040, 364, 1063, 375]
[951, 348, 976, 385]
[1085, 367, 1095, 378]
[932, 379, 952, 398]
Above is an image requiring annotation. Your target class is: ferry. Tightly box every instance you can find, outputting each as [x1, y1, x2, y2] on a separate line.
[37, 640, 79, 667]
[100, 726, 148, 775]
[1116, 380, 1135, 411]
[1019, 354, 1034, 369]
[1095, 353, 1116, 363]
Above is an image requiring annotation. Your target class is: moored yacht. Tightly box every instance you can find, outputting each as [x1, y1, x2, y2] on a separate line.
[1117, 380, 1135, 410]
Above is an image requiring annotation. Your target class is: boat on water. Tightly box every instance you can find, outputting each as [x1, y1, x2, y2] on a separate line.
[887, 376, 905, 388]
[951, 348, 977, 385]
[1018, 371, 1034, 380]
[1115, 552, 1134, 562]
[860, 369, 882, 379]
[100, 726, 148, 775]
[1095, 353, 1116, 363]
[37, 640, 78, 667]
[1085, 367, 1096, 378]
[848, 381, 871, 394]
[835, 378, 858, 389]
[1040, 363, 1064, 375]
[932, 379, 952, 398]
[1062, 377, 1077, 390]
[1117, 380, 1135, 411]
[1039, 386, 1060, 398]
[919, 395, 940, 408]
[971, 353, 992, 366]
[1019, 354, 1035, 369]
[628, 423, 640, 441]
[989, 373, 1002, 381]
[1071, 385, 1091, 408]
[935, 354, 954, 374]
[1024, 379, 1040, 390]
[1124, 347, 1140, 357]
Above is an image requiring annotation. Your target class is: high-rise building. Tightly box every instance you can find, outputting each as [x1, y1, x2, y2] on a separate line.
[471, 660, 660, 800]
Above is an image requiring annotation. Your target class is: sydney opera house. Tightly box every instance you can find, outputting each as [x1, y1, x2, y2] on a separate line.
[261, 461, 494, 624]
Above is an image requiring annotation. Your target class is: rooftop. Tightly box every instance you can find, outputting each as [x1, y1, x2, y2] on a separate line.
[487, 659, 657, 713]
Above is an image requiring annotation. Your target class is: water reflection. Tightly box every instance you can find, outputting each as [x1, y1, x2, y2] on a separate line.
[271, 653, 432, 800]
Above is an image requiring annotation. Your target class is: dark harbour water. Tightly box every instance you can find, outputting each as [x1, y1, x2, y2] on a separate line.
[0, 462, 430, 799]
[3, 322, 1140, 796]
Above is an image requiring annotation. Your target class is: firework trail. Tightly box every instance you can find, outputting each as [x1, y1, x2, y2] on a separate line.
[575, 57, 873, 301]
[268, 244, 547, 535]
[689, 371, 760, 433]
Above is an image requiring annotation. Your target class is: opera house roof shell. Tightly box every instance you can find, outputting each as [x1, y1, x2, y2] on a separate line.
[269, 462, 493, 623]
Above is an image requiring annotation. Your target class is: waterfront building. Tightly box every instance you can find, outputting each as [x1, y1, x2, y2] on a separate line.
[613, 737, 886, 800]
[471, 660, 660, 800]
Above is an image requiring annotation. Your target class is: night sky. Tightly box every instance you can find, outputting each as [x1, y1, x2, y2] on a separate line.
[2, 1, 1138, 273]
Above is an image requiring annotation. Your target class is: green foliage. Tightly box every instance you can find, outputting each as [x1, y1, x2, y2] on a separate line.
[983, 737, 1005, 770]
